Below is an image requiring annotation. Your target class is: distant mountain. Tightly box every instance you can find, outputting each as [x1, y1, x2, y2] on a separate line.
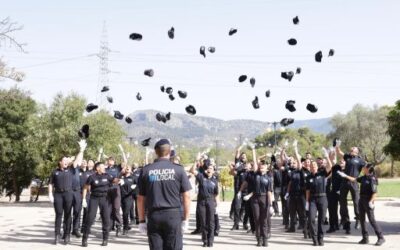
[121, 110, 332, 148]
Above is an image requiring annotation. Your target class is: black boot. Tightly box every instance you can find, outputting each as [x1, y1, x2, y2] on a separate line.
[203, 242, 207, 247]
[214, 230, 219, 236]
[72, 230, 82, 238]
[326, 227, 336, 233]
[116, 226, 121, 237]
[257, 237, 262, 247]
[101, 233, 108, 246]
[82, 234, 88, 247]
[54, 234, 60, 245]
[318, 238, 324, 246]
[64, 234, 70, 245]
[191, 229, 201, 235]
[355, 219, 359, 230]
[122, 228, 128, 235]
[286, 227, 295, 233]
[207, 241, 213, 247]
[375, 237, 385, 246]
[231, 224, 239, 230]
[262, 237, 268, 247]
[358, 237, 369, 244]
[312, 238, 318, 246]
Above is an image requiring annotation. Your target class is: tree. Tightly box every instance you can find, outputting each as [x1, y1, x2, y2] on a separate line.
[0, 87, 38, 201]
[329, 104, 390, 165]
[0, 17, 25, 82]
[384, 100, 400, 176]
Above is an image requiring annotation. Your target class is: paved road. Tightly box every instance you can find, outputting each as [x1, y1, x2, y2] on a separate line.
[0, 199, 399, 250]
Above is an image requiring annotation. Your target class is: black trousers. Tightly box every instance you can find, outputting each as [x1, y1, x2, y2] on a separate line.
[130, 194, 138, 222]
[70, 190, 82, 232]
[309, 196, 328, 242]
[289, 194, 306, 230]
[273, 187, 281, 213]
[199, 199, 216, 244]
[108, 185, 122, 228]
[280, 188, 290, 226]
[84, 195, 111, 239]
[243, 199, 255, 231]
[121, 196, 133, 230]
[214, 213, 220, 233]
[81, 193, 90, 233]
[195, 201, 201, 230]
[359, 197, 383, 239]
[147, 209, 182, 250]
[339, 181, 359, 229]
[53, 191, 73, 235]
[251, 194, 269, 239]
[327, 191, 340, 229]
[233, 192, 242, 226]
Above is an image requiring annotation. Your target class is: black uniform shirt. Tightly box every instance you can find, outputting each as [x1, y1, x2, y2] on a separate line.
[306, 170, 329, 196]
[246, 171, 272, 195]
[234, 158, 246, 192]
[86, 173, 114, 196]
[138, 158, 192, 211]
[132, 169, 141, 195]
[289, 169, 305, 195]
[50, 167, 76, 191]
[281, 164, 294, 191]
[106, 164, 122, 179]
[273, 167, 282, 188]
[120, 174, 136, 198]
[72, 166, 81, 191]
[238, 170, 249, 194]
[196, 173, 218, 200]
[80, 169, 94, 190]
[327, 165, 342, 193]
[357, 174, 378, 198]
[344, 154, 366, 178]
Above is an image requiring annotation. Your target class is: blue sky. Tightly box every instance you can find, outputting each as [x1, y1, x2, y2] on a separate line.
[1, 0, 399, 122]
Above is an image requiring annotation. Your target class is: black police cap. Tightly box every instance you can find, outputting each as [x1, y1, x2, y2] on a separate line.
[229, 28, 237, 36]
[107, 96, 113, 103]
[250, 77, 256, 88]
[136, 92, 142, 101]
[288, 38, 297, 45]
[125, 116, 132, 124]
[78, 124, 89, 139]
[281, 71, 294, 81]
[265, 90, 271, 98]
[156, 113, 163, 122]
[208, 47, 216, 53]
[238, 75, 247, 83]
[252, 96, 260, 109]
[166, 87, 173, 94]
[168, 27, 175, 39]
[166, 112, 171, 120]
[168, 94, 175, 101]
[141, 137, 151, 147]
[328, 49, 335, 57]
[86, 103, 98, 113]
[185, 105, 196, 115]
[101, 86, 110, 92]
[296, 67, 302, 74]
[178, 90, 187, 99]
[285, 100, 296, 112]
[160, 85, 165, 92]
[315, 51, 323, 62]
[129, 33, 143, 41]
[154, 139, 170, 149]
[114, 110, 124, 120]
[200, 46, 206, 58]
[306, 103, 318, 113]
[293, 16, 299, 25]
[144, 69, 154, 77]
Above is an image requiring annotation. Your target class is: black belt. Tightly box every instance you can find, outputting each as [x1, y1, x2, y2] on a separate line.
[149, 207, 180, 213]
[72, 188, 81, 192]
[54, 188, 71, 193]
[91, 192, 107, 197]
[311, 193, 326, 197]
[255, 193, 267, 196]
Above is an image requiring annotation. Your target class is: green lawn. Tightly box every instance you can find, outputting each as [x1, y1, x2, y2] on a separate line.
[219, 178, 400, 201]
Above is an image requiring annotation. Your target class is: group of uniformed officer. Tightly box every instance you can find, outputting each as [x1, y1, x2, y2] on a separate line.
[48, 137, 385, 249]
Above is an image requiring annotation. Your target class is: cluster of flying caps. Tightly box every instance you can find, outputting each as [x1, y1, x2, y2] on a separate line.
[281, 71, 294, 82]
[141, 137, 151, 147]
[199, 46, 216, 58]
[86, 103, 98, 113]
[78, 124, 89, 139]
[280, 118, 295, 127]
[315, 49, 334, 63]
[156, 112, 171, 123]
[144, 69, 154, 77]
[285, 100, 296, 112]
[238, 74, 256, 88]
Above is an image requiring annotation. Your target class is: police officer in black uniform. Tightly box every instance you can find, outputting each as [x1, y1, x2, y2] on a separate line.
[48, 139, 87, 245]
[130, 164, 141, 225]
[305, 148, 332, 246]
[81, 162, 120, 247]
[336, 144, 365, 234]
[279, 149, 292, 229]
[190, 159, 219, 247]
[80, 159, 95, 234]
[120, 164, 136, 235]
[326, 159, 344, 233]
[105, 156, 123, 235]
[271, 155, 282, 217]
[70, 159, 84, 238]
[137, 139, 192, 250]
[337, 164, 385, 246]
[230, 144, 247, 230]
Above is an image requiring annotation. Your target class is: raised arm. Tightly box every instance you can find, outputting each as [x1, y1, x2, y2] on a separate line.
[322, 147, 332, 173]
[292, 140, 302, 168]
[73, 139, 87, 168]
[335, 140, 345, 159]
[235, 144, 244, 160]
[97, 147, 104, 162]
[252, 146, 258, 172]
[118, 144, 128, 165]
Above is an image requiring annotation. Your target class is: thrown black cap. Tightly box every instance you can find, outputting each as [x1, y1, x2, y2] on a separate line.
[306, 103, 318, 113]
[160, 85, 165, 92]
[250, 77, 256, 88]
[296, 67, 302, 74]
[114, 110, 124, 120]
[265, 90, 271, 98]
[161, 115, 167, 123]
[129, 33, 143, 41]
[200, 46, 206, 58]
[86, 103, 98, 113]
[156, 113, 163, 122]
[144, 69, 154, 77]
[178, 90, 187, 98]
[328, 49, 335, 57]
[78, 124, 89, 139]
[168, 94, 175, 101]
[185, 105, 196, 115]
[154, 139, 170, 149]
[285, 100, 296, 112]
[141, 137, 151, 147]
[168, 27, 175, 39]
[281, 71, 294, 81]
[252, 96, 260, 109]
[166, 87, 173, 94]
[315, 51, 323, 62]
[107, 96, 113, 103]
[280, 118, 295, 127]
[166, 112, 171, 120]
[125, 116, 132, 124]
[238, 75, 247, 83]
[136, 92, 142, 101]
[229, 28, 237, 36]
[208, 47, 216, 53]
[293, 16, 299, 25]
[101, 86, 109, 92]
[288, 38, 297, 45]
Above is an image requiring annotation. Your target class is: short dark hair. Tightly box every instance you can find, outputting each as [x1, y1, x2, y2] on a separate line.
[155, 144, 171, 157]
[94, 162, 103, 170]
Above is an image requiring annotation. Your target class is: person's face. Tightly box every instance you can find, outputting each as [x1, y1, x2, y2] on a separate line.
[59, 157, 69, 169]
[81, 160, 87, 168]
[206, 166, 214, 177]
[316, 158, 323, 167]
[311, 162, 318, 174]
[240, 153, 247, 162]
[306, 153, 312, 160]
[107, 158, 115, 166]
[304, 159, 311, 170]
[125, 166, 132, 175]
[339, 160, 345, 169]
[350, 147, 359, 156]
[96, 163, 106, 174]
[259, 163, 268, 174]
